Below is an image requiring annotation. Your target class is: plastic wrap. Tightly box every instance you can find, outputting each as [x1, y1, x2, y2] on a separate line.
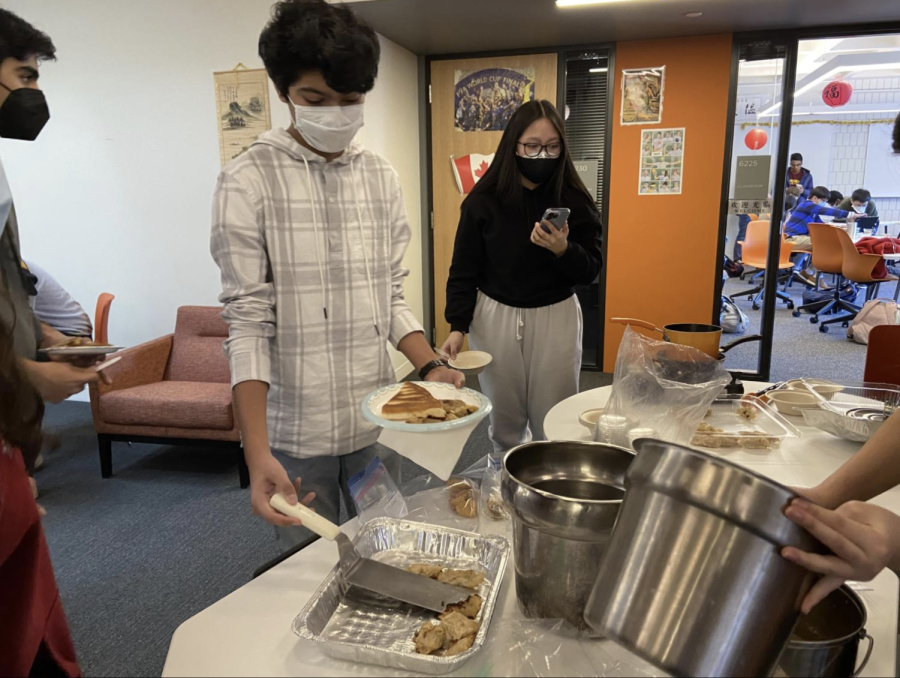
[480, 454, 509, 523]
[465, 618, 660, 677]
[596, 327, 732, 447]
[348, 456, 409, 524]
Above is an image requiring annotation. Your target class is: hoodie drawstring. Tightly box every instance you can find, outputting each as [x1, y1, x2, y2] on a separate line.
[300, 155, 329, 320]
[350, 159, 381, 337]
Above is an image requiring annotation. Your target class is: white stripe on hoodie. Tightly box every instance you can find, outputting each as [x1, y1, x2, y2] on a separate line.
[211, 128, 423, 459]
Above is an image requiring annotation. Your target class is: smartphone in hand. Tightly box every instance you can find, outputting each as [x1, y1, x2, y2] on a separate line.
[540, 208, 570, 234]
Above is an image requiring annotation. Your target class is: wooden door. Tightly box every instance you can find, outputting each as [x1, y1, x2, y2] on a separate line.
[430, 54, 559, 345]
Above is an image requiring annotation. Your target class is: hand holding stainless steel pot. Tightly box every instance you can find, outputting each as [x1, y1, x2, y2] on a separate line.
[584, 438, 828, 678]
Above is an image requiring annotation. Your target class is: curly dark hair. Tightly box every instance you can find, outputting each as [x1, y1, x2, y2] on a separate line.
[0, 314, 43, 467]
[259, 0, 379, 96]
[0, 7, 56, 65]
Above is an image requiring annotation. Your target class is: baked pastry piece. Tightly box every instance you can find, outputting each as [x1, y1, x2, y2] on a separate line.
[382, 383, 446, 422]
[437, 569, 485, 590]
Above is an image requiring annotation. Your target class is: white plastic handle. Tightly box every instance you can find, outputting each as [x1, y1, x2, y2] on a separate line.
[269, 494, 341, 541]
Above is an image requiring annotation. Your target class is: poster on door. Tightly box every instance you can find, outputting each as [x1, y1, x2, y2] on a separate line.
[639, 128, 684, 195]
[454, 67, 535, 132]
[621, 66, 665, 125]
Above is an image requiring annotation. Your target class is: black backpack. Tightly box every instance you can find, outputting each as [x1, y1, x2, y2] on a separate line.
[723, 256, 744, 279]
[800, 284, 859, 313]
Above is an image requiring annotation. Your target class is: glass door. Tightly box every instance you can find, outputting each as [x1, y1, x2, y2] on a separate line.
[718, 37, 797, 381]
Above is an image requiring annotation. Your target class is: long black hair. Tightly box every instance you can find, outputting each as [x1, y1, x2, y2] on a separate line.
[0, 313, 43, 469]
[470, 99, 594, 208]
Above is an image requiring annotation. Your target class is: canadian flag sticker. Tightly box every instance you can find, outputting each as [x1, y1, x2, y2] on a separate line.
[451, 153, 495, 194]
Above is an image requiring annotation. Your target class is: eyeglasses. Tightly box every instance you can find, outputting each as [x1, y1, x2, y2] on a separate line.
[518, 141, 562, 158]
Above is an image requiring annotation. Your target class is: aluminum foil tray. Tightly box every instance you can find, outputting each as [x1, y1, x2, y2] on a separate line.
[801, 407, 885, 443]
[292, 518, 510, 674]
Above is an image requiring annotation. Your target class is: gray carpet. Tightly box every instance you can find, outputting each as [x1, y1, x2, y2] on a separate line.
[721, 272, 898, 383]
[37, 370, 613, 678]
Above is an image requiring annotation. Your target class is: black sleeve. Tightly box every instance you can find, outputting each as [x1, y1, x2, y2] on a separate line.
[552, 191, 603, 286]
[445, 199, 485, 334]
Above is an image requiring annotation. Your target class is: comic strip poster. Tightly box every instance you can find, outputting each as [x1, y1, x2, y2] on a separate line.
[639, 128, 684, 195]
[214, 67, 272, 167]
[454, 67, 535, 132]
[621, 66, 665, 125]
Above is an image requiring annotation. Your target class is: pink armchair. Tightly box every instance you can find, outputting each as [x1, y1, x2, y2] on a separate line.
[89, 306, 248, 488]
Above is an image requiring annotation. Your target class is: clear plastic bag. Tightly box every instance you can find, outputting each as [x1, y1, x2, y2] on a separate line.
[480, 454, 509, 523]
[400, 457, 485, 530]
[348, 456, 408, 525]
[596, 327, 731, 447]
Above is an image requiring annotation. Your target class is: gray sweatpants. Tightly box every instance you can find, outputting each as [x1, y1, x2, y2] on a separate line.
[469, 292, 582, 455]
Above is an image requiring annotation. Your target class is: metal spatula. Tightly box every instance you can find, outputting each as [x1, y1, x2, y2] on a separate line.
[270, 494, 472, 613]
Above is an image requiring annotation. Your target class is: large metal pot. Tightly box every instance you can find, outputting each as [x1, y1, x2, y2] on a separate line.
[778, 585, 874, 678]
[501, 441, 634, 629]
[584, 438, 826, 678]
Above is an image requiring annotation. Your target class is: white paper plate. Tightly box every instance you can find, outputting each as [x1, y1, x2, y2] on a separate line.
[361, 381, 492, 433]
[40, 345, 124, 357]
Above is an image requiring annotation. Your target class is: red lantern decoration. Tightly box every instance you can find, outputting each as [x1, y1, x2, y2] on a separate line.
[822, 80, 853, 108]
[744, 128, 768, 150]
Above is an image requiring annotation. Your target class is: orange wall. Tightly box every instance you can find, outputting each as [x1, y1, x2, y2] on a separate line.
[604, 34, 733, 370]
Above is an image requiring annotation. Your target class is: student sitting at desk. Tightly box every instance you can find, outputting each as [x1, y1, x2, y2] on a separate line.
[784, 185, 860, 252]
[837, 188, 879, 220]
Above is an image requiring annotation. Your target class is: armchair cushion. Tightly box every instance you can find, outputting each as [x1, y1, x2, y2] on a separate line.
[165, 306, 230, 384]
[100, 382, 234, 430]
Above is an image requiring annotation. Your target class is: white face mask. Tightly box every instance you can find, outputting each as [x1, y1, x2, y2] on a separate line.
[853, 204, 867, 213]
[290, 101, 365, 153]
[0, 157, 11, 240]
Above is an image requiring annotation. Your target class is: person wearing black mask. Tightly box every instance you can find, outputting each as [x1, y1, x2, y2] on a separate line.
[0, 8, 104, 407]
[443, 100, 602, 453]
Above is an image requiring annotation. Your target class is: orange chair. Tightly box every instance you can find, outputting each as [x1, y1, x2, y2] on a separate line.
[94, 293, 114, 344]
[741, 220, 795, 310]
[794, 224, 847, 322]
[864, 326, 900, 386]
[820, 229, 900, 332]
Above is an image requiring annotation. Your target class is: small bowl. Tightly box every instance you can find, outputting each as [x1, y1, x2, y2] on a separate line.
[579, 407, 605, 430]
[786, 379, 845, 400]
[448, 350, 493, 376]
[768, 390, 820, 416]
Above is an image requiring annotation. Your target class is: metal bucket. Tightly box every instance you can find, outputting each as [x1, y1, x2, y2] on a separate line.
[778, 586, 874, 678]
[501, 441, 634, 629]
[584, 438, 826, 677]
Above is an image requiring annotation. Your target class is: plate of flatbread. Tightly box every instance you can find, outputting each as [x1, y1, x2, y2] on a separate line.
[361, 382, 492, 433]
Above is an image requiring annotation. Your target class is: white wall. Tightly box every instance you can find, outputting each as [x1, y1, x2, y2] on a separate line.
[0, 0, 423, 400]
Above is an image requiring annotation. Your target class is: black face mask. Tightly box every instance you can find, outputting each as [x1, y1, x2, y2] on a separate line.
[516, 155, 560, 185]
[0, 82, 50, 141]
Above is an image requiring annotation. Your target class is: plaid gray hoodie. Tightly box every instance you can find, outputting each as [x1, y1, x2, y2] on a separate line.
[211, 129, 423, 459]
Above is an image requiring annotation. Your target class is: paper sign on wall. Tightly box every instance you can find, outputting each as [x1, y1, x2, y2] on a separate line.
[574, 159, 599, 201]
[621, 66, 665, 125]
[733, 156, 772, 200]
[728, 199, 772, 215]
[214, 66, 272, 167]
[454, 68, 535, 132]
[639, 128, 684, 195]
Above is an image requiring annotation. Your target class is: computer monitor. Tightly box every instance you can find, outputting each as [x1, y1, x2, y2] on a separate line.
[855, 216, 879, 236]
